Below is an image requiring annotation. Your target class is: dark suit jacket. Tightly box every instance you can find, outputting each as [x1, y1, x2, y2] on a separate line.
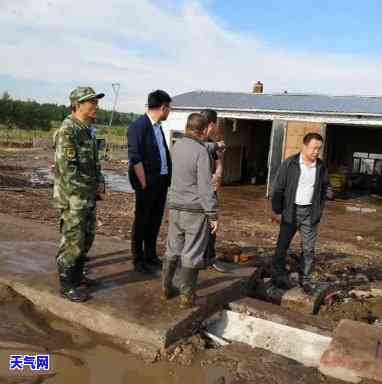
[127, 114, 172, 190]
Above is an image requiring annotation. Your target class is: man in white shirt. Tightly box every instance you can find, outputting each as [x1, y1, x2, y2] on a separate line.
[271, 133, 332, 293]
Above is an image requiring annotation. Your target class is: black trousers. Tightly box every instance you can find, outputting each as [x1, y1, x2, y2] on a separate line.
[203, 191, 218, 267]
[204, 232, 216, 267]
[131, 176, 168, 266]
[274, 205, 317, 282]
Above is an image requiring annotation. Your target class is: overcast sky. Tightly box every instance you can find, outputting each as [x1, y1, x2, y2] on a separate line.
[1, 0, 381, 112]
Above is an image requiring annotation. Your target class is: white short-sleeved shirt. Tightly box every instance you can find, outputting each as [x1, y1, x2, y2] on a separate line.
[295, 154, 317, 205]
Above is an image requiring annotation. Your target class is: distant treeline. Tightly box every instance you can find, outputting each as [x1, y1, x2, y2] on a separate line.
[0, 91, 140, 131]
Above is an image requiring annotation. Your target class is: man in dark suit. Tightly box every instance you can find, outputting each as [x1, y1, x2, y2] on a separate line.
[128, 90, 172, 274]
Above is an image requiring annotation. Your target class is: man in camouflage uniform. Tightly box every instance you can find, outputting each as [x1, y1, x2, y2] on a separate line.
[53, 86, 105, 302]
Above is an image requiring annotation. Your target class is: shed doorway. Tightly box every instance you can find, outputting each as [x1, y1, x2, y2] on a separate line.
[222, 119, 273, 185]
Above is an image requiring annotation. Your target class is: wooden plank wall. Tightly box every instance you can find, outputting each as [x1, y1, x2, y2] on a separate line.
[283, 121, 322, 159]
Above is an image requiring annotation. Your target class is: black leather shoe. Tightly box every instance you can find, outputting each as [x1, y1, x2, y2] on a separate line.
[134, 263, 155, 275]
[272, 274, 295, 290]
[147, 259, 163, 270]
[60, 287, 90, 302]
[147, 258, 163, 269]
[58, 264, 90, 302]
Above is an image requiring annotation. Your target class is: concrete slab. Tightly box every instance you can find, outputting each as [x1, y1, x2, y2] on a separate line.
[207, 310, 332, 368]
[0, 230, 258, 359]
[319, 319, 382, 383]
[229, 297, 334, 336]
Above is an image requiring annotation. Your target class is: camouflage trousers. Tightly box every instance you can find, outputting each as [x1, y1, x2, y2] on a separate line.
[56, 207, 96, 269]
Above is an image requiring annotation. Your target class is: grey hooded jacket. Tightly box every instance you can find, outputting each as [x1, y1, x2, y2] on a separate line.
[167, 135, 218, 220]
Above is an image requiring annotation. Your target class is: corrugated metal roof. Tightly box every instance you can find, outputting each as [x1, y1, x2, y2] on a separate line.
[171, 91, 382, 115]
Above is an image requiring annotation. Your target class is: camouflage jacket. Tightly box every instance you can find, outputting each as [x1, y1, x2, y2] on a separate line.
[53, 115, 104, 210]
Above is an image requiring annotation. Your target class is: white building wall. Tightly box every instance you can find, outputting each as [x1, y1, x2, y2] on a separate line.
[168, 108, 382, 127]
[162, 111, 189, 146]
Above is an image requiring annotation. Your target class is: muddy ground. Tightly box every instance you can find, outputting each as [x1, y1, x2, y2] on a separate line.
[0, 147, 381, 383]
[1, 147, 382, 324]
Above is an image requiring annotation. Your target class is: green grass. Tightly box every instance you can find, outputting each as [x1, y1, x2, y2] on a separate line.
[0, 126, 51, 142]
[0, 123, 127, 146]
[96, 124, 127, 146]
[96, 124, 126, 136]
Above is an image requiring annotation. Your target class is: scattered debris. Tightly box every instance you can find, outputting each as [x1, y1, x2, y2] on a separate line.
[374, 319, 382, 327]
[370, 282, 382, 298]
[164, 335, 206, 366]
[203, 331, 230, 347]
[323, 291, 343, 306]
[346, 206, 377, 214]
[217, 243, 257, 264]
[349, 289, 372, 299]
[361, 208, 377, 213]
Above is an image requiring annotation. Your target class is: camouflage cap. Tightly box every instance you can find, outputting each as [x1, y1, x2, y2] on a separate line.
[69, 86, 105, 105]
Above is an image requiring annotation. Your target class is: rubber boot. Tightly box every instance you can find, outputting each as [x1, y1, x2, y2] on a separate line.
[161, 260, 178, 300]
[179, 268, 199, 309]
[75, 257, 98, 287]
[58, 264, 90, 302]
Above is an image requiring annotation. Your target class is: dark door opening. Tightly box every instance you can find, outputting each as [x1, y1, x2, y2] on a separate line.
[222, 119, 272, 185]
[325, 124, 382, 197]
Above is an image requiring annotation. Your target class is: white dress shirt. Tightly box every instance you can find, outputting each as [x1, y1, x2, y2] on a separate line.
[147, 113, 168, 175]
[295, 154, 317, 205]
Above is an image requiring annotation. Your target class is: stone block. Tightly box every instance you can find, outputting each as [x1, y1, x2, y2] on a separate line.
[319, 319, 382, 383]
[371, 282, 382, 298]
[281, 284, 331, 315]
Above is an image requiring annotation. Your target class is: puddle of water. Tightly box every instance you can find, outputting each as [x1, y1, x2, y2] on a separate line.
[31, 168, 133, 193]
[0, 345, 229, 384]
[103, 171, 133, 193]
[30, 167, 54, 187]
[0, 294, 230, 384]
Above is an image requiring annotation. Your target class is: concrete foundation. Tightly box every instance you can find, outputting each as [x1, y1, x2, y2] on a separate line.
[206, 310, 332, 368]
[0, 215, 258, 359]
